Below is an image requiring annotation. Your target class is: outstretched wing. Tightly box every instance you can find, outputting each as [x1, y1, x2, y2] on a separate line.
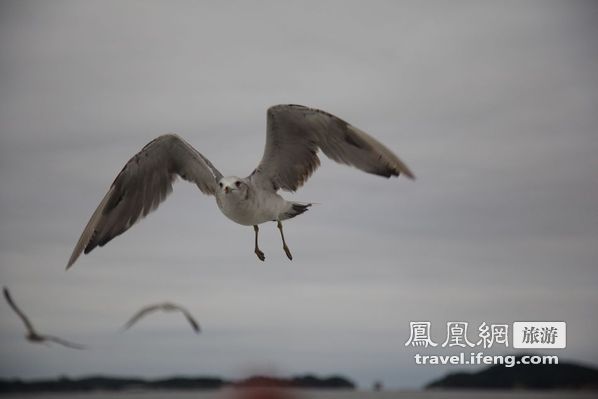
[251, 104, 414, 192]
[3, 287, 37, 335]
[67, 134, 222, 268]
[43, 335, 87, 350]
[177, 307, 201, 334]
[122, 304, 163, 331]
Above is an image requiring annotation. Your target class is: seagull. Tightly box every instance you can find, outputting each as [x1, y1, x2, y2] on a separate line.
[67, 104, 414, 267]
[3, 287, 86, 349]
[122, 302, 201, 333]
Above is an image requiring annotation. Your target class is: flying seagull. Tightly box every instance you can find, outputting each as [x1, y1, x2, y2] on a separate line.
[122, 302, 201, 333]
[67, 104, 414, 267]
[3, 287, 86, 349]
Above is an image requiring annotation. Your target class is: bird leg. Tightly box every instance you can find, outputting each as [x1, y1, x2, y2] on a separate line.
[253, 225, 265, 261]
[277, 221, 293, 260]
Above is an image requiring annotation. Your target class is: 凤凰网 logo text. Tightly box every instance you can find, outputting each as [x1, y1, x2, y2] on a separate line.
[404, 321, 565, 349]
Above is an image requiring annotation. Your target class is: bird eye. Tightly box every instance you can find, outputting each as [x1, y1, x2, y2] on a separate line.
[235, 181, 241, 187]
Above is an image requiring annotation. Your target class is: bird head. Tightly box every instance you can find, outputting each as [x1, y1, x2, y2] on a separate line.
[218, 176, 248, 196]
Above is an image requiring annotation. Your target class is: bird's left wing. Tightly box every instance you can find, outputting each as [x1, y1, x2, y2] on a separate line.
[250, 104, 414, 192]
[67, 134, 222, 269]
[178, 307, 201, 333]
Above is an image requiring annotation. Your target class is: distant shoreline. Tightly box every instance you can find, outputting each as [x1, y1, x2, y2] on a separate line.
[0, 374, 356, 393]
[427, 356, 598, 390]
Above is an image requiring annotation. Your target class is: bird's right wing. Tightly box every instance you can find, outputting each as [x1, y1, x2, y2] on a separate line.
[67, 134, 222, 269]
[3, 287, 37, 335]
[122, 304, 162, 330]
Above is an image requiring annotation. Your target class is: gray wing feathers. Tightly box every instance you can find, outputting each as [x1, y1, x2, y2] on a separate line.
[122, 305, 162, 330]
[180, 309, 201, 333]
[43, 335, 87, 350]
[67, 134, 222, 269]
[123, 303, 200, 334]
[253, 104, 414, 192]
[3, 287, 37, 334]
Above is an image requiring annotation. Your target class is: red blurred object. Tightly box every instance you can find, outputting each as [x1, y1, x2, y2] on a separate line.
[229, 387, 299, 399]
[227, 375, 304, 399]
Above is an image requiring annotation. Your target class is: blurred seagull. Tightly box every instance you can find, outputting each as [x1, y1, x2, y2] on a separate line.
[3, 287, 86, 349]
[123, 302, 201, 333]
[67, 104, 414, 267]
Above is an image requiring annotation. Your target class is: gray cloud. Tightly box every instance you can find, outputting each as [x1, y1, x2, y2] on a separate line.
[1, 0, 597, 389]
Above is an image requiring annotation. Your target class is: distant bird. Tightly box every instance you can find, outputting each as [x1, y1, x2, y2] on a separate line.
[67, 104, 414, 267]
[122, 302, 201, 333]
[3, 287, 86, 349]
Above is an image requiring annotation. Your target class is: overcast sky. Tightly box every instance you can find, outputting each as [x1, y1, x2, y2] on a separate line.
[1, 0, 597, 390]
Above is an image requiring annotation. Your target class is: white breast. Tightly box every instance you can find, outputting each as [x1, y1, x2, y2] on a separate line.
[215, 190, 286, 226]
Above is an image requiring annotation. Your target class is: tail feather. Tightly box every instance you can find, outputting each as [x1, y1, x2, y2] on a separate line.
[283, 202, 312, 220]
